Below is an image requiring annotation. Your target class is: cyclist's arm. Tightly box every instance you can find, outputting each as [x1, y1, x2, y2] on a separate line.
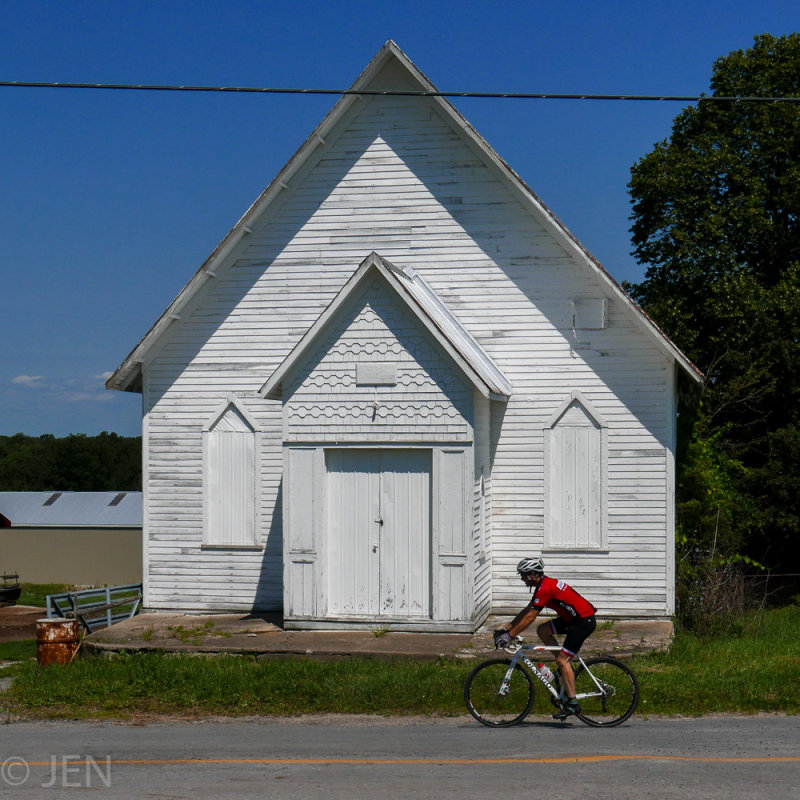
[505, 605, 541, 638]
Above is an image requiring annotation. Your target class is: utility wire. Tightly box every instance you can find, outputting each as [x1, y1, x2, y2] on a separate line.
[2, 80, 800, 102]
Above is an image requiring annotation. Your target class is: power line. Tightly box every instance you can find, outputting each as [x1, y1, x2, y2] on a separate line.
[1, 80, 800, 102]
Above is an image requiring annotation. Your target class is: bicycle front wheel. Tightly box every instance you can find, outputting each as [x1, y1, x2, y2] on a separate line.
[464, 658, 534, 727]
[573, 656, 639, 727]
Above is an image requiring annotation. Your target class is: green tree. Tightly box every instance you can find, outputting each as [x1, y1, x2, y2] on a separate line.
[0, 433, 141, 491]
[627, 33, 800, 579]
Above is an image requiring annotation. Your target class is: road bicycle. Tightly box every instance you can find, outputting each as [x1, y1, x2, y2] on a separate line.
[464, 638, 639, 727]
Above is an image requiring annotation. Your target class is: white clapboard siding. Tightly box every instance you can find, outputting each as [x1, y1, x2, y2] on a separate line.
[140, 87, 679, 619]
[472, 392, 492, 623]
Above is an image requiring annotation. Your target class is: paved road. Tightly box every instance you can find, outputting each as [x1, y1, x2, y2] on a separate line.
[1, 715, 798, 799]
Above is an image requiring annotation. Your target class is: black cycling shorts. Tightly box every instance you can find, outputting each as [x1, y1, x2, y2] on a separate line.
[546, 615, 596, 657]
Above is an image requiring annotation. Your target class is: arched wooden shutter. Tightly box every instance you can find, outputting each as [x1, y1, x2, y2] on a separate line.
[203, 401, 258, 547]
[545, 393, 607, 550]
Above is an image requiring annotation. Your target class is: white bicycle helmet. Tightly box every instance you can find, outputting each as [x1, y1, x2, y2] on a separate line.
[516, 556, 544, 576]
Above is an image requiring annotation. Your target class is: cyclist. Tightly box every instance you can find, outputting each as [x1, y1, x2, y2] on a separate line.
[493, 557, 597, 720]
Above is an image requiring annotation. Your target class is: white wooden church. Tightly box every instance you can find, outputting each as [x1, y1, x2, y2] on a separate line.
[108, 42, 700, 631]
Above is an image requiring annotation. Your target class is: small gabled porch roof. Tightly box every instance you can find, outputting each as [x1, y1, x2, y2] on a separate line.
[261, 252, 512, 402]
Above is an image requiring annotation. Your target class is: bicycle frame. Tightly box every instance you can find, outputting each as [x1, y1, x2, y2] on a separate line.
[500, 640, 606, 704]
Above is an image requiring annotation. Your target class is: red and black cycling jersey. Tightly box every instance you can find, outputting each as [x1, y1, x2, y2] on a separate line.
[528, 575, 597, 621]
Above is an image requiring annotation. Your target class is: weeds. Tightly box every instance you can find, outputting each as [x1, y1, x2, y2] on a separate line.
[166, 620, 216, 645]
[2, 654, 468, 719]
[17, 584, 73, 608]
[3, 606, 799, 720]
[0, 640, 36, 662]
[630, 605, 800, 716]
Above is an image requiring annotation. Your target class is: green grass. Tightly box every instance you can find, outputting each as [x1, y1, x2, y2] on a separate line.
[2, 605, 799, 721]
[629, 604, 800, 716]
[16, 583, 73, 608]
[1, 655, 469, 719]
[0, 640, 36, 663]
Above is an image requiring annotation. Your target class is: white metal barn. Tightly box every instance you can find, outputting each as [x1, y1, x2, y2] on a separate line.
[108, 42, 700, 631]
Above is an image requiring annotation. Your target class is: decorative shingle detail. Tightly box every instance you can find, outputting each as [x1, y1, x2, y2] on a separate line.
[288, 402, 463, 421]
[283, 278, 472, 441]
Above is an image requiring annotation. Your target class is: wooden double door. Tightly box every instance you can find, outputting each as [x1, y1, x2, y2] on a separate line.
[326, 449, 432, 619]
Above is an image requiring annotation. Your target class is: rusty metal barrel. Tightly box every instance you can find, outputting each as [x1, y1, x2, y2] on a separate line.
[36, 618, 80, 665]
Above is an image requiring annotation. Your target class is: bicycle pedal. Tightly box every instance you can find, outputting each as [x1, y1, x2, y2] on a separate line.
[552, 704, 580, 721]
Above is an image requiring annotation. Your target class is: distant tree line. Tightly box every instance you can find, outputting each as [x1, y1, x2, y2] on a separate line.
[0, 433, 142, 491]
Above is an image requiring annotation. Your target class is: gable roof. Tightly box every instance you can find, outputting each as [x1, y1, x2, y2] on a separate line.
[107, 40, 701, 393]
[0, 492, 143, 528]
[261, 252, 512, 401]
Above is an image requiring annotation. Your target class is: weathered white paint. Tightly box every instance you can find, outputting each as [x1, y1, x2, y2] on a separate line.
[202, 400, 259, 548]
[280, 275, 476, 445]
[326, 448, 431, 619]
[544, 395, 608, 551]
[665, 363, 677, 615]
[472, 391, 492, 623]
[284, 446, 321, 618]
[282, 443, 472, 630]
[108, 43, 698, 394]
[108, 43, 700, 624]
[274, 270, 480, 628]
[433, 447, 470, 622]
[262, 252, 511, 402]
[573, 297, 608, 330]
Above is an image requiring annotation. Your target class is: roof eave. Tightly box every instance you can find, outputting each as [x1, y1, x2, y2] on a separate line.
[362, 44, 702, 384]
[108, 42, 407, 394]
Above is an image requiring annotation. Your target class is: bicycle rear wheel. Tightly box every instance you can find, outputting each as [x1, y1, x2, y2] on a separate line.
[464, 658, 534, 727]
[573, 657, 639, 727]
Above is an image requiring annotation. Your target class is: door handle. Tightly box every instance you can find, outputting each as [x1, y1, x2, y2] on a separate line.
[375, 518, 384, 525]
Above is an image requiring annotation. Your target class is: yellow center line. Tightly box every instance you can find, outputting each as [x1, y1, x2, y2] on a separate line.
[19, 756, 800, 766]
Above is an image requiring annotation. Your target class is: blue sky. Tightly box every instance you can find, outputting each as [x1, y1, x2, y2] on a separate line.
[2, 1, 797, 437]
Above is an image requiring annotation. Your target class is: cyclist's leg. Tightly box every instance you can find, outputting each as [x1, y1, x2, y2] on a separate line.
[555, 649, 577, 701]
[536, 618, 559, 647]
[557, 617, 597, 703]
[536, 618, 574, 699]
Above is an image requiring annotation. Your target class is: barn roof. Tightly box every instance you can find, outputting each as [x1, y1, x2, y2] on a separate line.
[0, 492, 142, 528]
[107, 40, 701, 394]
[261, 252, 513, 401]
